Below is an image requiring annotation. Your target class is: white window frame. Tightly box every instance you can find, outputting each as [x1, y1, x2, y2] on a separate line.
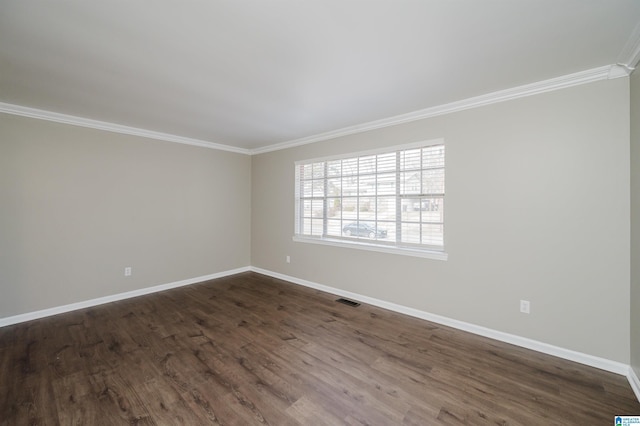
[293, 139, 447, 260]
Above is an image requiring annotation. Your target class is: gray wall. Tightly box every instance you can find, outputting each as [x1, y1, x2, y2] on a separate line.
[0, 113, 251, 317]
[632, 70, 640, 377]
[252, 78, 631, 363]
[1, 76, 633, 367]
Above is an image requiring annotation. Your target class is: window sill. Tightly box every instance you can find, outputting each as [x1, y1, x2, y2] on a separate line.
[292, 236, 448, 261]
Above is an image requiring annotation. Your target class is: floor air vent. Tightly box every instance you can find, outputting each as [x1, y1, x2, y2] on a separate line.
[336, 298, 360, 307]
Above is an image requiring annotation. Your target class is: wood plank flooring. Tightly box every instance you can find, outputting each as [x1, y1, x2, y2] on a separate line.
[1, 271, 638, 425]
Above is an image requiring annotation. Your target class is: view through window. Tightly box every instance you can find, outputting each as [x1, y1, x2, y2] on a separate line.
[295, 141, 445, 252]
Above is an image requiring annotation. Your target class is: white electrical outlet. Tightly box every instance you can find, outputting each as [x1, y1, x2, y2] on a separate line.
[286, 255, 291, 264]
[520, 300, 530, 314]
[124, 267, 132, 277]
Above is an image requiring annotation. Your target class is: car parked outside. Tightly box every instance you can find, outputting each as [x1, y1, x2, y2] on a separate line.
[342, 222, 387, 239]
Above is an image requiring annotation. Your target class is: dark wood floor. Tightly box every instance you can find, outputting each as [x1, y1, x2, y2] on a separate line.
[1, 272, 638, 425]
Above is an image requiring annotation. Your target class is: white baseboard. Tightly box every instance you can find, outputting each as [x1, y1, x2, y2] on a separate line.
[0, 266, 250, 328]
[2, 265, 637, 403]
[629, 367, 640, 403]
[250, 267, 630, 377]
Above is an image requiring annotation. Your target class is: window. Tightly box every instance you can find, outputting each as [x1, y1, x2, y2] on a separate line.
[294, 140, 446, 259]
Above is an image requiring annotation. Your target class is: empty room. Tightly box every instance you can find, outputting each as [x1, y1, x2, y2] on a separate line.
[2, 1, 640, 424]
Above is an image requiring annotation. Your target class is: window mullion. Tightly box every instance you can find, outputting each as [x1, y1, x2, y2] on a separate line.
[297, 172, 305, 235]
[396, 152, 401, 243]
[323, 162, 328, 236]
[357, 157, 360, 226]
[340, 163, 344, 239]
[374, 154, 378, 230]
[419, 148, 423, 245]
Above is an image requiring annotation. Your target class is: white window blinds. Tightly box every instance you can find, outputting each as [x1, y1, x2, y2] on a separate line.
[295, 141, 445, 252]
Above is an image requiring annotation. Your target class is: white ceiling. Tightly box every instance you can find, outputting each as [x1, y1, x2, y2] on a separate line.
[1, 1, 640, 152]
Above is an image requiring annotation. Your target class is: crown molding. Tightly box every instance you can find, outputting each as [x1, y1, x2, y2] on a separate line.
[250, 65, 620, 155]
[617, 21, 640, 72]
[0, 63, 626, 157]
[0, 102, 250, 155]
[608, 64, 634, 79]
